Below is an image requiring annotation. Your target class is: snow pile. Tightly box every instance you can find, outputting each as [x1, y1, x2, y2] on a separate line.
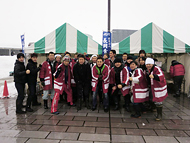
[0, 82, 17, 98]
[0, 56, 16, 79]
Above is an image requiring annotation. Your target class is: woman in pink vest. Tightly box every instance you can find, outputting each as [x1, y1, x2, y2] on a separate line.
[145, 58, 168, 121]
[129, 61, 149, 118]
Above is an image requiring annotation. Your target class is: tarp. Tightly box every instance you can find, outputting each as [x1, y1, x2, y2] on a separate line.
[112, 22, 190, 54]
[25, 23, 102, 54]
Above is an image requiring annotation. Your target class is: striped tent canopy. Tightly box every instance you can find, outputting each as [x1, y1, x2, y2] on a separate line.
[112, 22, 190, 54]
[25, 23, 102, 54]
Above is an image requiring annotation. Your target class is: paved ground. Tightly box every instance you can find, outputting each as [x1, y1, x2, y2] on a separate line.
[0, 93, 190, 143]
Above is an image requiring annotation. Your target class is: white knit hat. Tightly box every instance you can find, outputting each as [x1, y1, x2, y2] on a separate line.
[145, 58, 154, 65]
[90, 54, 97, 60]
[55, 54, 62, 58]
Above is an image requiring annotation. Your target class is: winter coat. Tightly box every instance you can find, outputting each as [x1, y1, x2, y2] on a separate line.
[170, 62, 185, 77]
[146, 66, 168, 102]
[26, 59, 40, 84]
[130, 68, 149, 103]
[39, 59, 54, 90]
[69, 59, 76, 86]
[14, 60, 27, 84]
[91, 64, 109, 93]
[110, 66, 130, 96]
[73, 62, 91, 84]
[104, 58, 110, 67]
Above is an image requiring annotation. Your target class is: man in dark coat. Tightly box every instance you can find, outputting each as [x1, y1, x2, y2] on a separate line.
[73, 54, 91, 110]
[14, 53, 30, 114]
[26, 53, 42, 112]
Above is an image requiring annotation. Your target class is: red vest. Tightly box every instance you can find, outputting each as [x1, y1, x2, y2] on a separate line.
[131, 68, 149, 103]
[149, 66, 168, 102]
[91, 64, 109, 93]
[53, 64, 72, 95]
[110, 67, 130, 96]
[39, 61, 53, 90]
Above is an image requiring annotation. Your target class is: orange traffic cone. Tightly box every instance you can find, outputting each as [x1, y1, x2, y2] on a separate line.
[3, 80, 9, 98]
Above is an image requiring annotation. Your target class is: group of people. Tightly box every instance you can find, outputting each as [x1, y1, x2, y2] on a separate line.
[14, 49, 175, 121]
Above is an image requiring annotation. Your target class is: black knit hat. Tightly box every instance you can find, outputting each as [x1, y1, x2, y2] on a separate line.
[114, 58, 122, 63]
[139, 50, 146, 56]
[78, 54, 85, 59]
[127, 55, 133, 60]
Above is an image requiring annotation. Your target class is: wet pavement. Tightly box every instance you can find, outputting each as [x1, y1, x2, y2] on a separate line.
[0, 94, 190, 143]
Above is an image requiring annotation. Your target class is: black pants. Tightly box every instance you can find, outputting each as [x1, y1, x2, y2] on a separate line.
[108, 84, 114, 105]
[112, 88, 120, 105]
[77, 83, 90, 100]
[27, 82, 36, 107]
[15, 83, 25, 111]
[174, 75, 184, 96]
[72, 86, 77, 103]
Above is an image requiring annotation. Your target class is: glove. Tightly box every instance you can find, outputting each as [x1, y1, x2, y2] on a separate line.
[40, 78, 44, 82]
[41, 81, 45, 87]
[98, 75, 103, 81]
[39, 64, 42, 68]
[57, 67, 61, 72]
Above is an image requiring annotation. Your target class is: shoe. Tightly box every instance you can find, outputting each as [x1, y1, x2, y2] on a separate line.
[92, 106, 96, 111]
[104, 107, 108, 112]
[52, 111, 59, 115]
[16, 110, 26, 114]
[113, 104, 119, 110]
[32, 102, 41, 106]
[26, 107, 34, 112]
[68, 102, 76, 107]
[44, 100, 48, 109]
[131, 113, 141, 118]
[173, 94, 180, 98]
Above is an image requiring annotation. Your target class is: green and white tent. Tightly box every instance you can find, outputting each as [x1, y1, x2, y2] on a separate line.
[112, 22, 190, 54]
[25, 23, 102, 54]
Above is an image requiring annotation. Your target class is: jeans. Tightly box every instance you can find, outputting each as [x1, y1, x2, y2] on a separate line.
[42, 89, 55, 100]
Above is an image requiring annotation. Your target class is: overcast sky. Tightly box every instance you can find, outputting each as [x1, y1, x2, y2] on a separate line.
[0, 0, 190, 48]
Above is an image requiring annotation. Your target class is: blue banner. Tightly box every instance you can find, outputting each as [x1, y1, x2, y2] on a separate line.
[102, 31, 111, 56]
[20, 34, 25, 53]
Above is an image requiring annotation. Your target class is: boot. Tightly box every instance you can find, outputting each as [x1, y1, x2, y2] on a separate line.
[104, 106, 109, 112]
[77, 98, 82, 111]
[85, 98, 91, 109]
[113, 96, 119, 110]
[44, 100, 48, 109]
[124, 95, 131, 112]
[26, 105, 34, 112]
[155, 104, 163, 121]
[149, 101, 156, 112]
[131, 104, 141, 118]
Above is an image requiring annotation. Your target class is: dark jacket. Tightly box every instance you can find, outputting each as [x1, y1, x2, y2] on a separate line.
[73, 61, 91, 84]
[14, 60, 26, 84]
[170, 61, 185, 77]
[26, 59, 40, 84]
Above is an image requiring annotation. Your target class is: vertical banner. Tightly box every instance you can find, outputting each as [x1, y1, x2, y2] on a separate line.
[20, 34, 25, 54]
[102, 31, 111, 56]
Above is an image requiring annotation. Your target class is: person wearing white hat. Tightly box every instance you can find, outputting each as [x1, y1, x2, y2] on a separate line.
[54, 54, 62, 71]
[145, 57, 168, 121]
[51, 55, 75, 115]
[90, 54, 97, 69]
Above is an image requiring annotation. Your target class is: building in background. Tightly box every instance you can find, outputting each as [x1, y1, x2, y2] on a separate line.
[0, 47, 21, 56]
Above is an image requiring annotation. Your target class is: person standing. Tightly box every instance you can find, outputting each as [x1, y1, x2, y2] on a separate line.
[122, 53, 128, 67]
[73, 54, 91, 110]
[110, 58, 130, 110]
[170, 60, 185, 97]
[129, 61, 149, 118]
[39, 52, 55, 109]
[91, 57, 109, 112]
[145, 58, 168, 121]
[51, 56, 75, 115]
[26, 53, 42, 112]
[14, 53, 30, 114]
[90, 54, 97, 69]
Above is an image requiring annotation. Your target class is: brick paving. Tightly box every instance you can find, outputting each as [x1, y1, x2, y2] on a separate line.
[0, 94, 190, 142]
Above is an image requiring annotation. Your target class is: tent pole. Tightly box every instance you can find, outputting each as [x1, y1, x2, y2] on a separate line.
[108, 0, 111, 32]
